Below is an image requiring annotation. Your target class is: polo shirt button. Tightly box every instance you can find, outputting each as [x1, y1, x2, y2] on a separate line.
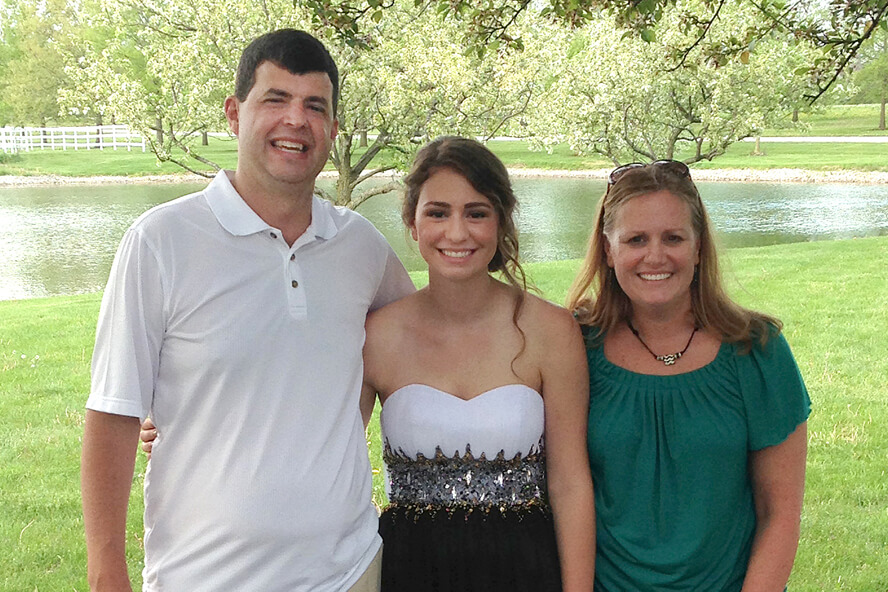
[291, 280, 299, 288]
[290, 254, 295, 261]
[270, 232, 278, 239]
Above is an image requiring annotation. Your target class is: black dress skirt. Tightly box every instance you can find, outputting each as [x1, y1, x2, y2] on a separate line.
[377, 444, 562, 592]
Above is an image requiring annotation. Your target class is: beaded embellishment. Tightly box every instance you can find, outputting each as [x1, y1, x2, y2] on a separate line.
[383, 439, 549, 517]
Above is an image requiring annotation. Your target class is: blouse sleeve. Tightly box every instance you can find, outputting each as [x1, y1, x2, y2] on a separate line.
[737, 331, 812, 451]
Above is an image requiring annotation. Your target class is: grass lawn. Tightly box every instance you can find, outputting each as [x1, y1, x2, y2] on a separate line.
[764, 103, 888, 136]
[2, 104, 887, 177]
[3, 136, 888, 177]
[689, 141, 888, 172]
[1, 236, 886, 591]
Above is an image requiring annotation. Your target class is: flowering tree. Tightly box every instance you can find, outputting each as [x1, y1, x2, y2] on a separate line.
[517, 8, 818, 164]
[854, 29, 888, 129]
[61, 0, 539, 207]
[302, 0, 888, 103]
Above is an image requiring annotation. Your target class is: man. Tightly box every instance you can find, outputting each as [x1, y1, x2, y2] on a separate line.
[82, 29, 414, 591]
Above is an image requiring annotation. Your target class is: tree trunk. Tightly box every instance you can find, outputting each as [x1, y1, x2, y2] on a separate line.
[751, 136, 764, 156]
[334, 133, 354, 207]
[792, 107, 799, 123]
[155, 116, 163, 144]
[95, 112, 103, 148]
[880, 95, 886, 131]
[359, 130, 368, 147]
[202, 131, 209, 146]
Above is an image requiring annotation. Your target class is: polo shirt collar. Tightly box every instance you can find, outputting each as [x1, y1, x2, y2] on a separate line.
[206, 170, 339, 241]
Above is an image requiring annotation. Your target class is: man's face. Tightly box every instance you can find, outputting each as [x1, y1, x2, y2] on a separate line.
[225, 61, 338, 193]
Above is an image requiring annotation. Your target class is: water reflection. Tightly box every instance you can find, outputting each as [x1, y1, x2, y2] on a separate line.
[0, 183, 206, 300]
[1, 178, 886, 300]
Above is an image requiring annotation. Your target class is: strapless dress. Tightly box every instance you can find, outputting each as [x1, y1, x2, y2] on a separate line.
[377, 384, 562, 592]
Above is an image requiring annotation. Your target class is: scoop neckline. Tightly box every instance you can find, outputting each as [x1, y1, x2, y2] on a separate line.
[594, 340, 733, 379]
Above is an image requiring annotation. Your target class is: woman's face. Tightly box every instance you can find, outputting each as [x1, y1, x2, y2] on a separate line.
[410, 168, 499, 280]
[604, 190, 700, 314]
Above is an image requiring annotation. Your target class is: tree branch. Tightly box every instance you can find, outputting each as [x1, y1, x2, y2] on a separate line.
[347, 180, 403, 210]
[666, 0, 727, 72]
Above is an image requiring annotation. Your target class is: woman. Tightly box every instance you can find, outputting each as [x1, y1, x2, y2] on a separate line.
[567, 160, 809, 591]
[362, 136, 595, 591]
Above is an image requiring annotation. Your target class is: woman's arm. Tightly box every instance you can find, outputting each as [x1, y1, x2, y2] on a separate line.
[539, 306, 596, 591]
[741, 421, 807, 592]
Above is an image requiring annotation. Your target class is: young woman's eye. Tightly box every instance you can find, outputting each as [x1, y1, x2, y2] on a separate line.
[468, 210, 489, 219]
[425, 210, 446, 218]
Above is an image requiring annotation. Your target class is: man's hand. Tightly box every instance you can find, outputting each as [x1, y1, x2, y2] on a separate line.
[139, 417, 157, 459]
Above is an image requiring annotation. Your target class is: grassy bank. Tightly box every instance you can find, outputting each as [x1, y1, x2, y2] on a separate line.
[1, 236, 887, 590]
[2, 104, 887, 178]
[767, 103, 888, 136]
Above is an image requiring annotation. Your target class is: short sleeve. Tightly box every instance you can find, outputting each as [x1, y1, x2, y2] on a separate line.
[87, 226, 165, 421]
[370, 242, 415, 311]
[737, 331, 811, 450]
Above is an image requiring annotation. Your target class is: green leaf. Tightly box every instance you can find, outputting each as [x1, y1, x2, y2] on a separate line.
[640, 28, 656, 43]
[567, 33, 587, 59]
[636, 0, 657, 14]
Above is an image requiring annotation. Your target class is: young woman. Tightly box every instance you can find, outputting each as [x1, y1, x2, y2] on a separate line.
[362, 136, 595, 591]
[568, 160, 810, 591]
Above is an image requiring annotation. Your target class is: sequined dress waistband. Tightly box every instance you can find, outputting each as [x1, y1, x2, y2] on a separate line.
[383, 441, 548, 512]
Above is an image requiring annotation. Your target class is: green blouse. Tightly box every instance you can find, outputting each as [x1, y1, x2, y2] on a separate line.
[585, 330, 811, 592]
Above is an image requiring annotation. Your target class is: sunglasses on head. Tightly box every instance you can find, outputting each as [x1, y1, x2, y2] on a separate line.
[607, 160, 691, 186]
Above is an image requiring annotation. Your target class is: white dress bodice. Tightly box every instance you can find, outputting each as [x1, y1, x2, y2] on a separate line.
[380, 383, 544, 460]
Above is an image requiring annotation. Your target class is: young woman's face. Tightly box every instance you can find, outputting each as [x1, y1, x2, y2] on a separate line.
[410, 168, 499, 280]
[604, 190, 700, 314]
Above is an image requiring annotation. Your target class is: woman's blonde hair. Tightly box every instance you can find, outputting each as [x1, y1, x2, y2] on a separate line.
[566, 163, 780, 350]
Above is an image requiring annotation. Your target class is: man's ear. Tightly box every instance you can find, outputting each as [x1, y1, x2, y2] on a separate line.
[224, 96, 240, 136]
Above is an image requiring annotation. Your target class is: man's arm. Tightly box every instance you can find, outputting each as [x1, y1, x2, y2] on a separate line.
[82, 410, 141, 592]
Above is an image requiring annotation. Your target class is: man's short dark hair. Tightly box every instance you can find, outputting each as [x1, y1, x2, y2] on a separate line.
[235, 29, 339, 114]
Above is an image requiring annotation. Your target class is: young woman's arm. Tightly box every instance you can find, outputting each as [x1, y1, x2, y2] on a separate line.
[539, 305, 596, 591]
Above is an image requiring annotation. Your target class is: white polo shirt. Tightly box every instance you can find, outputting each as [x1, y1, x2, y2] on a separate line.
[87, 171, 414, 591]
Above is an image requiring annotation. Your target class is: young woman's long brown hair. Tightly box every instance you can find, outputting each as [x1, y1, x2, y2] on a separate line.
[403, 136, 530, 362]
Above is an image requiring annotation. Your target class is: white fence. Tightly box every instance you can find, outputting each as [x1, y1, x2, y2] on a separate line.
[0, 125, 146, 153]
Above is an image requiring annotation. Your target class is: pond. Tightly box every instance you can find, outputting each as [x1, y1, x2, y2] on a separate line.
[1, 177, 887, 300]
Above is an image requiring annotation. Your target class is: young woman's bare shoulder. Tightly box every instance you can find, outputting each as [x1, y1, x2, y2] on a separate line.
[521, 293, 580, 337]
[367, 290, 423, 333]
